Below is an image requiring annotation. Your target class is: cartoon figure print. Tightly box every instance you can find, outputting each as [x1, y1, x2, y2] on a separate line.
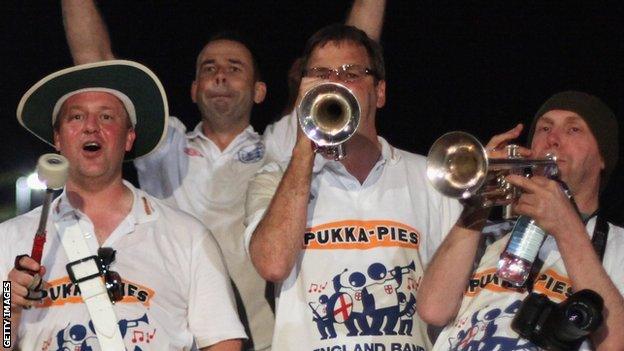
[307, 261, 417, 340]
[447, 300, 538, 351]
[309, 294, 337, 339]
[397, 292, 416, 336]
[54, 313, 156, 351]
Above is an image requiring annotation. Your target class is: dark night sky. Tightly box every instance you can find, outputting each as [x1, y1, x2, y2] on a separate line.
[1, 1, 623, 223]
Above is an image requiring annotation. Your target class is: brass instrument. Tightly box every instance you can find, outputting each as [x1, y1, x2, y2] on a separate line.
[426, 131, 557, 216]
[297, 82, 360, 160]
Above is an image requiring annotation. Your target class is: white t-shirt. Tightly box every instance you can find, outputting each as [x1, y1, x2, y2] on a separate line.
[245, 137, 462, 351]
[262, 111, 297, 164]
[433, 218, 624, 351]
[0, 182, 246, 350]
[134, 116, 274, 349]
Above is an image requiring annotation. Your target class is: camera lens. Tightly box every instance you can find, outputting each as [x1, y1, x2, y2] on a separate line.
[554, 290, 603, 342]
[565, 304, 590, 328]
[555, 301, 593, 341]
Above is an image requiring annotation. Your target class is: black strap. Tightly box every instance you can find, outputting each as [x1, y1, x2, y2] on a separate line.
[591, 213, 609, 263]
[524, 262, 543, 292]
[525, 212, 609, 292]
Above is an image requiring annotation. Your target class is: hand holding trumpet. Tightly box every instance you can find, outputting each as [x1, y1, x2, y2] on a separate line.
[505, 174, 583, 240]
[427, 124, 557, 211]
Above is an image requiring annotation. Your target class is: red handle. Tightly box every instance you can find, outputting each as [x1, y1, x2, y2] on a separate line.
[30, 234, 46, 264]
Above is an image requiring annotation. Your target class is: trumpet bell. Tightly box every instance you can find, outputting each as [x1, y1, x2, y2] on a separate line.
[427, 131, 488, 199]
[426, 131, 558, 212]
[297, 82, 360, 147]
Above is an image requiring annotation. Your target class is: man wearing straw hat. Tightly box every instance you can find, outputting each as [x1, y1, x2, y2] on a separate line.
[2, 60, 245, 350]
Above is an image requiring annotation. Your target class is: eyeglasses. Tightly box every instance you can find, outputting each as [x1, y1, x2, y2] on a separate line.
[304, 64, 376, 83]
[97, 247, 124, 303]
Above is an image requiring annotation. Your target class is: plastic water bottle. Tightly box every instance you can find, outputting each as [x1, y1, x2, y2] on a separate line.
[496, 216, 546, 287]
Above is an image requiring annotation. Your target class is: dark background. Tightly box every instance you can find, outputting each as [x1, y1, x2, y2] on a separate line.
[1, 1, 623, 224]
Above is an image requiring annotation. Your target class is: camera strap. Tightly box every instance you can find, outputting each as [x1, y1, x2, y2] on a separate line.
[590, 213, 609, 263]
[526, 212, 609, 292]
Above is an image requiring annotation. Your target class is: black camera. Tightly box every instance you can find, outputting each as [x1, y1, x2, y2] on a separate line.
[511, 289, 604, 351]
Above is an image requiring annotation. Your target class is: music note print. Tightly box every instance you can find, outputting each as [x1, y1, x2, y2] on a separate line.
[132, 330, 144, 343]
[308, 281, 329, 293]
[146, 329, 156, 343]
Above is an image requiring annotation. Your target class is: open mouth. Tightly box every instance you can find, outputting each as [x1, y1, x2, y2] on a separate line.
[82, 141, 102, 152]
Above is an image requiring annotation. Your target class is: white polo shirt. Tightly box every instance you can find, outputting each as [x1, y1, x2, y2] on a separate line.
[0, 181, 245, 350]
[262, 111, 297, 164]
[245, 137, 461, 351]
[134, 116, 274, 350]
[433, 218, 624, 351]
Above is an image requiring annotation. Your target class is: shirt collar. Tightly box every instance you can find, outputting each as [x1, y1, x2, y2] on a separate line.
[312, 135, 401, 173]
[52, 180, 158, 225]
[378, 136, 401, 165]
[186, 121, 258, 141]
[186, 122, 260, 155]
[185, 121, 207, 140]
[125, 180, 159, 224]
[52, 190, 77, 221]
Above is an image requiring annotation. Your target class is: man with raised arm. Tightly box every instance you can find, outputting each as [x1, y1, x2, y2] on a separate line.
[417, 92, 624, 350]
[2, 60, 244, 350]
[61, 2, 386, 349]
[245, 24, 461, 350]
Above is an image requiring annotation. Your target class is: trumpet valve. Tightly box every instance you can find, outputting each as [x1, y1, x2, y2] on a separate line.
[506, 144, 521, 158]
[496, 175, 514, 193]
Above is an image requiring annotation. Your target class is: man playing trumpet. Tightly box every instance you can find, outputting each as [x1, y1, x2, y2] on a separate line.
[245, 24, 461, 350]
[417, 91, 624, 350]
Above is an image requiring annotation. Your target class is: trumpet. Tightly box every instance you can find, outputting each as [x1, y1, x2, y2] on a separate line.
[297, 82, 360, 160]
[426, 131, 558, 215]
[390, 261, 416, 277]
